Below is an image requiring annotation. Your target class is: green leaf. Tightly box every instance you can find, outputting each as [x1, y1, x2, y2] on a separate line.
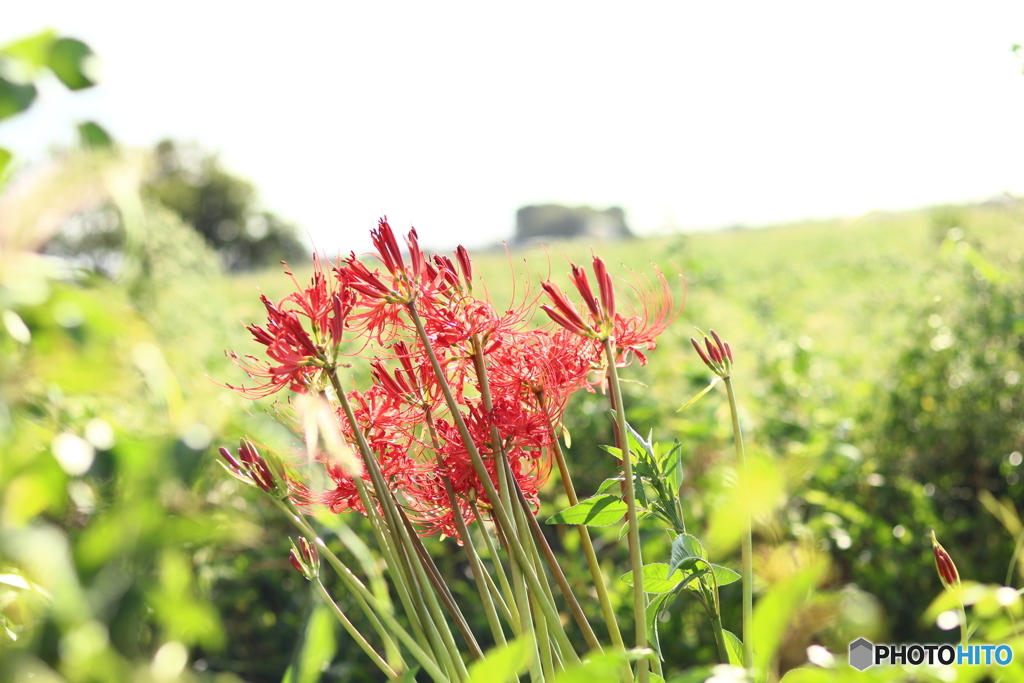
[0, 75, 37, 121]
[1, 30, 57, 70]
[677, 376, 721, 411]
[645, 591, 674, 658]
[48, 38, 97, 90]
[553, 648, 656, 683]
[709, 563, 741, 587]
[77, 121, 113, 149]
[467, 636, 533, 683]
[621, 562, 689, 594]
[751, 557, 828, 674]
[282, 601, 337, 683]
[668, 533, 707, 577]
[723, 629, 743, 667]
[595, 476, 621, 495]
[663, 441, 684, 493]
[599, 444, 622, 460]
[625, 421, 654, 461]
[545, 494, 627, 526]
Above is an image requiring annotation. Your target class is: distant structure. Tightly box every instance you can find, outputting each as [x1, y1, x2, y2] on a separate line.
[513, 205, 633, 246]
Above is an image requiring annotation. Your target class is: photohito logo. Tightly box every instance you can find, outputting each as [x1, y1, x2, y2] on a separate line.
[848, 638, 1013, 670]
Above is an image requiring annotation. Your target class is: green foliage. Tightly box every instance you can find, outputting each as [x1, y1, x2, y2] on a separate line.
[546, 495, 628, 526]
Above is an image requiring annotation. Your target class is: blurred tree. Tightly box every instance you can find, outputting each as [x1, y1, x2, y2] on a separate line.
[44, 140, 309, 273]
[145, 140, 308, 271]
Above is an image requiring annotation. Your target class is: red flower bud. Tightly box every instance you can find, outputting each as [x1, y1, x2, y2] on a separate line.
[289, 548, 304, 574]
[932, 531, 960, 589]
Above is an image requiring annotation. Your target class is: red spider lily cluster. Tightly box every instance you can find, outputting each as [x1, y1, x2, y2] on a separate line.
[226, 218, 680, 541]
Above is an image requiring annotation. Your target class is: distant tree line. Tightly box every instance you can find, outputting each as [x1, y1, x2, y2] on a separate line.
[45, 139, 308, 273]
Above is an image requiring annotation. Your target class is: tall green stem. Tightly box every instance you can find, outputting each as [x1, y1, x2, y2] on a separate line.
[407, 305, 580, 664]
[603, 339, 648, 683]
[958, 603, 968, 647]
[723, 376, 753, 673]
[313, 578, 398, 679]
[548, 422, 625, 651]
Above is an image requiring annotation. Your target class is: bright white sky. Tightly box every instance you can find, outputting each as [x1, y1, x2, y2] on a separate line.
[3, 1, 1024, 253]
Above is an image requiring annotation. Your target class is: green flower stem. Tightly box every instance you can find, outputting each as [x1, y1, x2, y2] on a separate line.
[471, 500, 521, 629]
[549, 431, 626, 650]
[279, 501, 403, 668]
[723, 376, 753, 673]
[313, 577, 398, 679]
[603, 339, 649, 683]
[706, 589, 730, 665]
[399, 507, 484, 660]
[324, 519, 404, 669]
[274, 501, 446, 682]
[958, 602, 968, 648]
[512, 472, 603, 652]
[328, 373, 464, 679]
[471, 336, 604, 653]
[534, 589, 556, 680]
[408, 305, 581, 664]
[425, 393, 509, 648]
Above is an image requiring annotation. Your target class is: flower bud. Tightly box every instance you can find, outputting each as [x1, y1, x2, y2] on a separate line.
[289, 537, 320, 580]
[932, 530, 960, 590]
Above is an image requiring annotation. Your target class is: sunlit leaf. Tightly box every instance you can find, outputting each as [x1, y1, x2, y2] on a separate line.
[546, 494, 627, 526]
[553, 648, 656, 683]
[668, 533, 707, 576]
[708, 563, 740, 587]
[621, 563, 688, 594]
[723, 629, 743, 667]
[467, 636, 533, 683]
[0, 30, 57, 70]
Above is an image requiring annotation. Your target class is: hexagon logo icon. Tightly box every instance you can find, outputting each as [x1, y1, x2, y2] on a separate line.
[849, 638, 875, 671]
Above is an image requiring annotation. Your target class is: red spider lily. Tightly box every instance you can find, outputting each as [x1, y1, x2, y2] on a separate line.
[281, 254, 354, 348]
[226, 256, 358, 398]
[542, 259, 681, 367]
[225, 218, 679, 547]
[226, 293, 323, 398]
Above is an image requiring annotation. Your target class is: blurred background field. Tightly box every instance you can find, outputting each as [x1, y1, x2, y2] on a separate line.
[4, 6, 1024, 682]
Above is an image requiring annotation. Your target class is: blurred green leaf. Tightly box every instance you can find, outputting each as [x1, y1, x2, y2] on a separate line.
[0, 75, 37, 120]
[751, 557, 827, 674]
[0, 146, 12, 180]
[553, 648, 656, 683]
[77, 121, 113, 149]
[47, 38, 96, 90]
[545, 494, 627, 526]
[282, 600, 336, 683]
[466, 635, 533, 683]
[0, 30, 57, 70]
